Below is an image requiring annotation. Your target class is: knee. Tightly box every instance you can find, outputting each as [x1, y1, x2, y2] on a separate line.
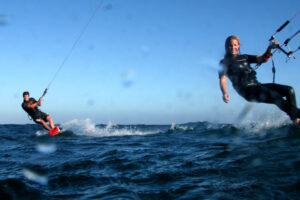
[35, 119, 44, 124]
[288, 87, 295, 96]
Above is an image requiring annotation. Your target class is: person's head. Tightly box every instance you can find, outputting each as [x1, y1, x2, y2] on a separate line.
[225, 35, 240, 56]
[23, 91, 29, 101]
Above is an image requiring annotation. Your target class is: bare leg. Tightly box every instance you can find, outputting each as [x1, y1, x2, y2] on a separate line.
[36, 120, 51, 131]
[47, 116, 55, 129]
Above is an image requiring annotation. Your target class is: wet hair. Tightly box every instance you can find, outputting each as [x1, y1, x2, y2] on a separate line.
[23, 91, 29, 97]
[224, 35, 240, 57]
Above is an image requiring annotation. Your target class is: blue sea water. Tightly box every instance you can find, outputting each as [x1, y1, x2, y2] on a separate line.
[1, 119, 300, 200]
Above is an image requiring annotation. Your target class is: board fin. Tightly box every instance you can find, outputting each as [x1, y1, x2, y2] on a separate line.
[49, 126, 60, 136]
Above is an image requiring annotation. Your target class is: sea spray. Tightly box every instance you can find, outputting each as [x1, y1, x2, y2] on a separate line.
[61, 118, 160, 137]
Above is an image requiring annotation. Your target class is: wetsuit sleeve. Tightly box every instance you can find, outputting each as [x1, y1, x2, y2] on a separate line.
[218, 59, 227, 78]
[246, 55, 260, 64]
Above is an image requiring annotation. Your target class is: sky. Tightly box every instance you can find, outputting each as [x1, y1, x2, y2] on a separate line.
[0, 0, 299, 125]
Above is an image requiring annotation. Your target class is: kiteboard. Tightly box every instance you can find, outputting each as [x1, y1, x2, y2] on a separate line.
[49, 127, 74, 136]
[49, 126, 60, 136]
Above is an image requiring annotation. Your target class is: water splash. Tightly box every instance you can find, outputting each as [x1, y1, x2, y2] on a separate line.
[23, 168, 48, 185]
[61, 119, 160, 137]
[121, 69, 135, 88]
[35, 130, 48, 136]
[170, 122, 194, 131]
[36, 143, 57, 154]
[105, 120, 116, 130]
[237, 114, 291, 134]
[0, 15, 9, 26]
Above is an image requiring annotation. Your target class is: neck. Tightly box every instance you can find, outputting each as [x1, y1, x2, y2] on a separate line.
[225, 53, 237, 58]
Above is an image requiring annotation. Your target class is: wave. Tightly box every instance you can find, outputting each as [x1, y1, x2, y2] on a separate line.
[0, 178, 43, 199]
[1, 120, 300, 199]
[168, 120, 300, 142]
[9, 118, 300, 140]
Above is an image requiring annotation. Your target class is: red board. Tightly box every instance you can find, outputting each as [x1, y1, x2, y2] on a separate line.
[49, 126, 60, 136]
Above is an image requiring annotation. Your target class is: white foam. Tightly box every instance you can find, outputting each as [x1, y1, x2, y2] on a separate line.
[170, 122, 193, 131]
[105, 120, 116, 130]
[170, 122, 177, 130]
[237, 113, 291, 134]
[231, 103, 293, 133]
[60, 118, 160, 137]
[35, 130, 48, 136]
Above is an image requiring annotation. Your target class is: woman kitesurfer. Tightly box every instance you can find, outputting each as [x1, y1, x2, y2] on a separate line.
[219, 35, 300, 124]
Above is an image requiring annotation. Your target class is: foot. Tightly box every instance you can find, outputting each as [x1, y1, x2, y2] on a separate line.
[294, 118, 300, 124]
[49, 126, 60, 136]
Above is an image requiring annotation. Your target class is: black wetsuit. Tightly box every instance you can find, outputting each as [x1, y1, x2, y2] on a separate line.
[220, 54, 300, 120]
[22, 98, 49, 122]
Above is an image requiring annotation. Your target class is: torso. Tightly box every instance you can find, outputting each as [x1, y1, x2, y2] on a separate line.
[22, 98, 40, 118]
[220, 54, 259, 93]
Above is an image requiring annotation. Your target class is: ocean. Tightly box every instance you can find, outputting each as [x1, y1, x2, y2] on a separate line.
[1, 119, 300, 200]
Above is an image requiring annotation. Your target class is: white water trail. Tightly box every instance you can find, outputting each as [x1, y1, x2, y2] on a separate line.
[236, 112, 291, 134]
[60, 118, 160, 137]
[35, 130, 48, 136]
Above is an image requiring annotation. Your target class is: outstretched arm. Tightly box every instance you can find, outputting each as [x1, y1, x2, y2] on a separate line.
[220, 75, 229, 103]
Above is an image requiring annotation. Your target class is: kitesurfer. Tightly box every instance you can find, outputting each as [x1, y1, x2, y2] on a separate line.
[21, 91, 57, 131]
[219, 35, 300, 124]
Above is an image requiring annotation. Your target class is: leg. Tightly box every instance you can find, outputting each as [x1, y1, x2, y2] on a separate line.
[243, 85, 300, 121]
[35, 119, 51, 131]
[262, 83, 297, 107]
[40, 112, 55, 130]
[46, 115, 55, 129]
[36, 111, 56, 130]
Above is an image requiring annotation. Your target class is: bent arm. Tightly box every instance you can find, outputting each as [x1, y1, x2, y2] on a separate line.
[38, 97, 43, 106]
[256, 42, 279, 63]
[28, 101, 39, 109]
[28, 97, 42, 109]
[219, 75, 229, 103]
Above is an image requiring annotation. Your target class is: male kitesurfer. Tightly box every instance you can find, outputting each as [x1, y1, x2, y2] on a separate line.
[22, 91, 59, 132]
[219, 35, 300, 124]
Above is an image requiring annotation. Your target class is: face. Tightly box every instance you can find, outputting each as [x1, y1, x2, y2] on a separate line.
[23, 94, 29, 101]
[227, 39, 240, 55]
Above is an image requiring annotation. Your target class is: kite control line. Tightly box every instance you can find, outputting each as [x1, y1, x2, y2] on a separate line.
[269, 11, 300, 41]
[284, 30, 300, 46]
[257, 11, 300, 83]
[42, 0, 103, 97]
[269, 11, 300, 58]
[283, 30, 300, 58]
[42, 88, 48, 97]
